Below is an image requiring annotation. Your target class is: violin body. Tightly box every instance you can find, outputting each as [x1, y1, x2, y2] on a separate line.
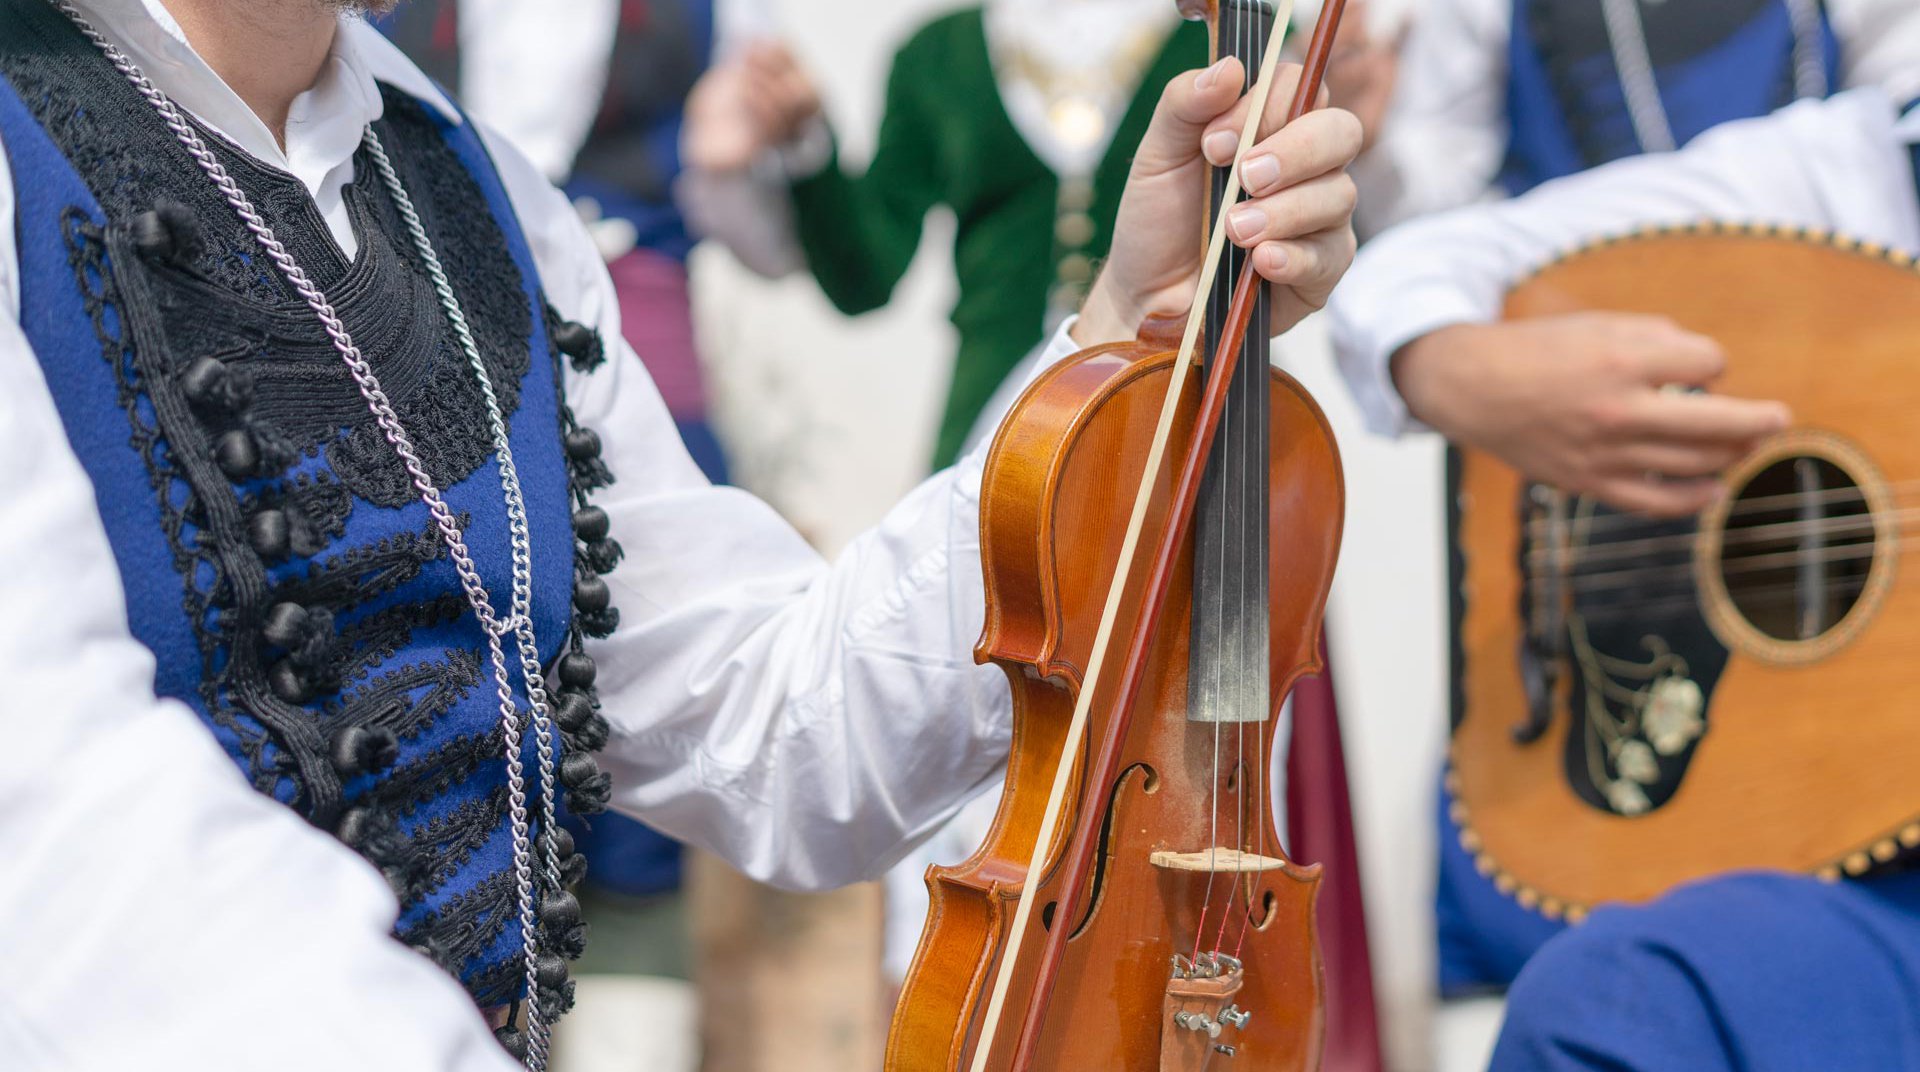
[884, 320, 1342, 1070]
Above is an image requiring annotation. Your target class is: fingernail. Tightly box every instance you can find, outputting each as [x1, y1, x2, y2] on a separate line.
[1263, 244, 1291, 274]
[1196, 58, 1230, 91]
[1229, 205, 1266, 244]
[1241, 154, 1281, 192]
[1203, 130, 1239, 165]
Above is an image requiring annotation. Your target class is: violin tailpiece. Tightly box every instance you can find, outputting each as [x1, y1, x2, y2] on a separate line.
[1161, 960, 1254, 1070]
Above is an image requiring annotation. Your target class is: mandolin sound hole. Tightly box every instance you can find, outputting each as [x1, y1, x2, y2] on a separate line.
[1716, 456, 1875, 644]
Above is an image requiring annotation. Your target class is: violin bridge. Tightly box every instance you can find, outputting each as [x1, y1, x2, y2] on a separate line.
[1150, 848, 1287, 873]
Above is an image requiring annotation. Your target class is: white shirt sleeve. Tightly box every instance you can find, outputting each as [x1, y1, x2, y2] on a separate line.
[483, 127, 1080, 890]
[1349, 0, 1511, 237]
[1834, 0, 1920, 102]
[0, 213, 513, 1070]
[1329, 88, 1920, 437]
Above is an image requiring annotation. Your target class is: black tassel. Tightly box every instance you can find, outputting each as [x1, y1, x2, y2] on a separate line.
[560, 754, 612, 815]
[582, 537, 624, 575]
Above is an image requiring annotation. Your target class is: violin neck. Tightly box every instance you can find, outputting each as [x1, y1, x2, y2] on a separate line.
[1190, 0, 1277, 727]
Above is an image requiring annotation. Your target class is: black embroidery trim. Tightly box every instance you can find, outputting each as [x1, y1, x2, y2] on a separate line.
[276, 522, 452, 610]
[332, 595, 472, 686]
[334, 650, 484, 744]
[404, 869, 523, 1001]
[382, 786, 513, 903]
[59, 209, 286, 779]
[371, 729, 508, 817]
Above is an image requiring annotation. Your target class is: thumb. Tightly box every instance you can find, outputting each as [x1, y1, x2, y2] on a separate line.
[1133, 57, 1246, 179]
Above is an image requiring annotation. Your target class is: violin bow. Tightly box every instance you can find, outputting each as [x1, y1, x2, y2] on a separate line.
[965, 2, 1351, 1069]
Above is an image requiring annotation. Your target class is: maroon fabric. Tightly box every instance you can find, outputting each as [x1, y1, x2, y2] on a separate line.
[1287, 635, 1385, 1072]
[608, 248, 707, 419]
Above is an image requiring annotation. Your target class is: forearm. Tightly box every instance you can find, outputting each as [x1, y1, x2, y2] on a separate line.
[1331, 89, 1912, 436]
[568, 294, 1079, 888]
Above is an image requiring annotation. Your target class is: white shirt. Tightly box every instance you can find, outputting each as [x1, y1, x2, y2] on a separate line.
[1329, 87, 1920, 436]
[0, 2, 1078, 1066]
[1350, 0, 1920, 236]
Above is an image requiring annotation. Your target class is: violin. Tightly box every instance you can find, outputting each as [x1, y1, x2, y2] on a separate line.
[885, 2, 1350, 1069]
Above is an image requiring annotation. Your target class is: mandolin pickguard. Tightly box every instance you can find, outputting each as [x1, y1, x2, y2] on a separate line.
[1449, 225, 1920, 916]
[1512, 498, 1731, 817]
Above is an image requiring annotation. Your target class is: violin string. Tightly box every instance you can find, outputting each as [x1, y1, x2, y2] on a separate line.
[1210, 0, 1262, 961]
[1227, 0, 1263, 954]
[1196, 0, 1240, 961]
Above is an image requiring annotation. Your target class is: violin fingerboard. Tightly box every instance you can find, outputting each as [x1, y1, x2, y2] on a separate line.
[1190, 0, 1276, 726]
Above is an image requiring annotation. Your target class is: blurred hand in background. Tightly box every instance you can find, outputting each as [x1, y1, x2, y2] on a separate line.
[684, 41, 823, 173]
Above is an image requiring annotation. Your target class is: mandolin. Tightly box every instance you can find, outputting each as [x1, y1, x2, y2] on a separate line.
[884, 1, 1351, 1069]
[1449, 224, 1920, 918]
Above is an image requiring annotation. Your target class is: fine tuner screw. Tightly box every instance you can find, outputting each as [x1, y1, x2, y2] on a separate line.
[1220, 1005, 1252, 1030]
[1174, 1012, 1222, 1038]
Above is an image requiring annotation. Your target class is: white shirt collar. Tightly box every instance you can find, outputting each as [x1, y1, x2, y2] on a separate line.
[67, 0, 460, 193]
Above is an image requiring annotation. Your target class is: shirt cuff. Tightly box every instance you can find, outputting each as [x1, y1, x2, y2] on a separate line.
[778, 117, 834, 181]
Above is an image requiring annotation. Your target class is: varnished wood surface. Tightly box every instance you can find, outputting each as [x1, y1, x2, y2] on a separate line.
[1453, 229, 1920, 913]
[884, 331, 1343, 1070]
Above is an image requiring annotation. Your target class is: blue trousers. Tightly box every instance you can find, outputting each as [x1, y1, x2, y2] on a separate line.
[1491, 871, 1920, 1071]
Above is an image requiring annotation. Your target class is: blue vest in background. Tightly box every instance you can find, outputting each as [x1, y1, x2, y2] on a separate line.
[1442, 0, 1840, 996]
[0, 1, 621, 1008]
[1500, 0, 1838, 195]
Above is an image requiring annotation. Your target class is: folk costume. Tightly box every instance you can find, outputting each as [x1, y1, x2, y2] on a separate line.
[1340, 0, 1920, 999]
[1330, 87, 1920, 1070]
[0, 1, 1064, 1066]
[779, 0, 1202, 466]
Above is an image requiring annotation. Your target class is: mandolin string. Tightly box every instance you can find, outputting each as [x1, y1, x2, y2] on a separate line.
[1528, 508, 1914, 567]
[1543, 538, 1889, 596]
[1573, 574, 1874, 625]
[1521, 481, 1920, 543]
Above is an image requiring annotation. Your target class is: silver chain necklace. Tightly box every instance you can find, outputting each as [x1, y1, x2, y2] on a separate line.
[1598, 0, 1829, 157]
[56, 5, 562, 1066]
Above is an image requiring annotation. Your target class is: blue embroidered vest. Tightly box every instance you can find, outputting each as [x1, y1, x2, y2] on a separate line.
[1500, 0, 1839, 195]
[1441, 0, 1841, 996]
[0, 2, 618, 1012]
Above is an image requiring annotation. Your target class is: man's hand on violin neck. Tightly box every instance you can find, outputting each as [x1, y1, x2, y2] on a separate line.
[1392, 314, 1794, 518]
[1073, 58, 1364, 349]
